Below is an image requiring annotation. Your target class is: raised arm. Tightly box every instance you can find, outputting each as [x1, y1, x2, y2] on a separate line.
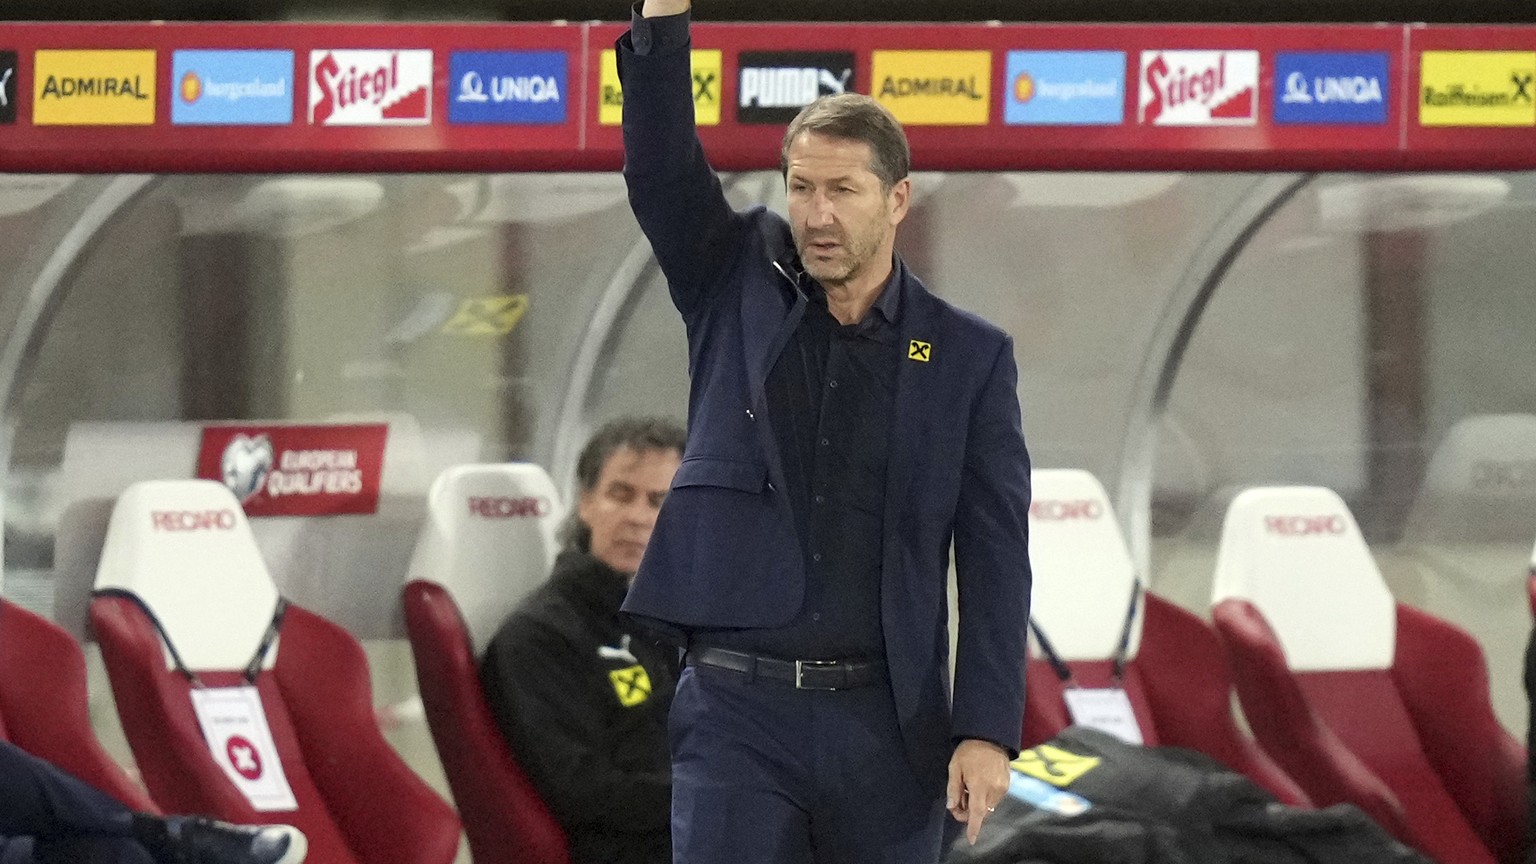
[620, 0, 743, 320]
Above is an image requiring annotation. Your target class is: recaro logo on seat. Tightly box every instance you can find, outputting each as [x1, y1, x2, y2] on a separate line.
[1029, 500, 1104, 521]
[1263, 515, 1345, 536]
[1471, 458, 1536, 490]
[467, 496, 551, 518]
[151, 510, 238, 531]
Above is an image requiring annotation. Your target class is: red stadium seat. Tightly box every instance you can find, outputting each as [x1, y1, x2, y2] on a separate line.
[1212, 486, 1524, 864]
[0, 598, 157, 812]
[403, 463, 569, 864]
[89, 480, 460, 864]
[1390, 414, 1536, 734]
[1022, 470, 1308, 806]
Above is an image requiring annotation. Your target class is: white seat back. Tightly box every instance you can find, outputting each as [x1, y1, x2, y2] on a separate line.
[1028, 469, 1142, 661]
[1213, 486, 1394, 672]
[94, 479, 280, 671]
[1406, 413, 1536, 545]
[407, 463, 564, 654]
[54, 417, 480, 639]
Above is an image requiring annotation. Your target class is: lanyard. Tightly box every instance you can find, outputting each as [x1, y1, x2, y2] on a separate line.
[93, 588, 288, 686]
[1029, 579, 1142, 686]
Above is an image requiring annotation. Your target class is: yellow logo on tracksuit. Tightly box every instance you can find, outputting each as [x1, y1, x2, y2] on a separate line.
[609, 664, 653, 707]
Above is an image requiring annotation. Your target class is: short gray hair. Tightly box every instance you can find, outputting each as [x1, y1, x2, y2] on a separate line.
[780, 93, 911, 192]
[559, 416, 686, 551]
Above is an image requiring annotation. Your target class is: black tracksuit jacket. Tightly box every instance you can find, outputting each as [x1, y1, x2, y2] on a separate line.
[481, 549, 679, 864]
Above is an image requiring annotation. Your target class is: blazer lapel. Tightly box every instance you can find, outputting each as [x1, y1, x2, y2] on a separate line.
[741, 258, 805, 488]
[883, 260, 936, 543]
[741, 260, 805, 408]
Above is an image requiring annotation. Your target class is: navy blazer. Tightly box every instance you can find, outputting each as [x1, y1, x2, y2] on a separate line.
[617, 25, 1032, 786]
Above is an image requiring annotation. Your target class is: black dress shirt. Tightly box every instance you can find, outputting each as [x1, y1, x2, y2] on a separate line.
[696, 263, 901, 660]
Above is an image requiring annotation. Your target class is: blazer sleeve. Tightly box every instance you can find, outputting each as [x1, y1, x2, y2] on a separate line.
[618, 14, 745, 322]
[950, 335, 1033, 754]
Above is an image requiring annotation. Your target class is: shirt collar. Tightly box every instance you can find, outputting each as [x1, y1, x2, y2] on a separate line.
[868, 256, 902, 326]
[785, 253, 903, 328]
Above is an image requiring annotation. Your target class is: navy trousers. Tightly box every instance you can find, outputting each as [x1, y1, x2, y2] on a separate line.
[670, 664, 948, 864]
[0, 741, 153, 864]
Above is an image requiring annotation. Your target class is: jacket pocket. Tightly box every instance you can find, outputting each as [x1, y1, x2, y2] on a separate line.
[671, 457, 768, 494]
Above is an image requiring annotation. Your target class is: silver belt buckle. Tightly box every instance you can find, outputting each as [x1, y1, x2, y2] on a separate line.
[794, 659, 840, 690]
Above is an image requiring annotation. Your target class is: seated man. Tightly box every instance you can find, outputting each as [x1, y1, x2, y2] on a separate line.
[481, 417, 684, 864]
[0, 738, 305, 864]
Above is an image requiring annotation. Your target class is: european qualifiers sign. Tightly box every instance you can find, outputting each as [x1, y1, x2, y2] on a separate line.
[197, 423, 389, 517]
[736, 51, 856, 124]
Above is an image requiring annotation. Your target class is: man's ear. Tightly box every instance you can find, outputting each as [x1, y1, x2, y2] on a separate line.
[888, 177, 912, 227]
[577, 487, 596, 529]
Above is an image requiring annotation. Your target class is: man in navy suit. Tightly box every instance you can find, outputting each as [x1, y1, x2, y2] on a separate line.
[619, 2, 1033, 861]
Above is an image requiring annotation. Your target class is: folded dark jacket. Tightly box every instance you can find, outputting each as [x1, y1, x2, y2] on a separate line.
[944, 726, 1429, 864]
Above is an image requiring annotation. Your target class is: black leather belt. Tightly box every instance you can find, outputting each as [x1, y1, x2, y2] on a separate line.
[686, 646, 885, 691]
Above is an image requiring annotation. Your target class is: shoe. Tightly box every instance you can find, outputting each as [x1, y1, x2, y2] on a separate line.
[161, 817, 307, 864]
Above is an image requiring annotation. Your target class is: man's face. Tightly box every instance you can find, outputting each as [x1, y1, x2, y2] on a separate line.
[785, 131, 910, 289]
[578, 445, 681, 577]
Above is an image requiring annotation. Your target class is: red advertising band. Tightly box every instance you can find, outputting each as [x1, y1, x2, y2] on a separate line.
[1, 22, 1534, 172]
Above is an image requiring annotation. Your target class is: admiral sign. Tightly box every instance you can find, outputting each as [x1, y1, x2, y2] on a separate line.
[1273, 52, 1389, 125]
[871, 50, 991, 125]
[34, 49, 156, 126]
[0, 52, 14, 125]
[196, 424, 389, 517]
[449, 50, 568, 125]
[736, 51, 855, 124]
[308, 49, 432, 126]
[1138, 50, 1258, 126]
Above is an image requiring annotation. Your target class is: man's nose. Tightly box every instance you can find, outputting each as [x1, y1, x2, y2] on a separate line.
[625, 499, 657, 525]
[808, 193, 836, 227]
